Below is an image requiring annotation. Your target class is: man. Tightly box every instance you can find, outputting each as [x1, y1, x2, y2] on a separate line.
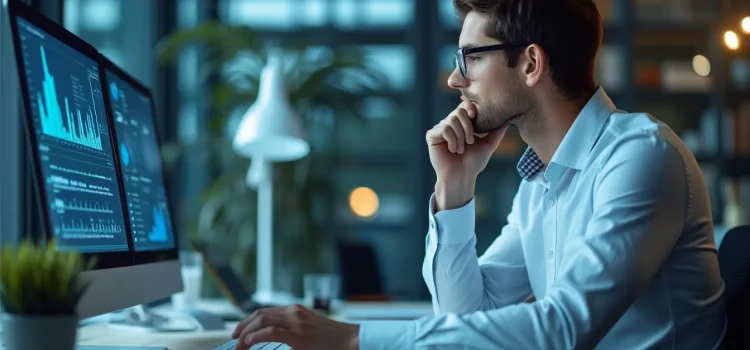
[230, 0, 727, 349]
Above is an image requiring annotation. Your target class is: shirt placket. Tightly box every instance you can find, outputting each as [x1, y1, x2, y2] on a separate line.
[543, 186, 559, 288]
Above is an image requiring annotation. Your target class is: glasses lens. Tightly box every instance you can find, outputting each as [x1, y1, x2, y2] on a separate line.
[455, 50, 465, 78]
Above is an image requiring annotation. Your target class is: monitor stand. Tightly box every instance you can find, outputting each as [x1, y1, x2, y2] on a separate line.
[106, 304, 225, 332]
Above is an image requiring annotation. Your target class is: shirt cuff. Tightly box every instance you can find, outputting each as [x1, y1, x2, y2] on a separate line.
[358, 320, 416, 350]
[428, 193, 476, 245]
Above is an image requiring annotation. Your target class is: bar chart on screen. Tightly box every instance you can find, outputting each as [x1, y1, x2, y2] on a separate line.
[34, 45, 105, 151]
[15, 18, 130, 253]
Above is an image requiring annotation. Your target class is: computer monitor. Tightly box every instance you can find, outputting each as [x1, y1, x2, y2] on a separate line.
[98, 57, 179, 263]
[6, 0, 182, 321]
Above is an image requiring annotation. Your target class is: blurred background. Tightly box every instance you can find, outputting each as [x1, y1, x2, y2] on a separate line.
[4, 0, 750, 302]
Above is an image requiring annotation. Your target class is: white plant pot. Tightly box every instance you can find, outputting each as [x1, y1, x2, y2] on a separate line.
[2, 313, 78, 350]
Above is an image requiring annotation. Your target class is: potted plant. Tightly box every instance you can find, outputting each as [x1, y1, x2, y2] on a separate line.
[154, 21, 390, 296]
[0, 240, 93, 350]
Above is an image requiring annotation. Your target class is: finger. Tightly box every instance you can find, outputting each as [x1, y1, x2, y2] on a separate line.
[453, 109, 475, 145]
[233, 306, 289, 338]
[441, 126, 457, 153]
[458, 100, 477, 118]
[425, 125, 447, 146]
[238, 313, 289, 344]
[445, 116, 465, 154]
[232, 311, 257, 338]
[240, 326, 293, 350]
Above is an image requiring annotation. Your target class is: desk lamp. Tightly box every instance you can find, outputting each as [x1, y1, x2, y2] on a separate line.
[232, 50, 310, 306]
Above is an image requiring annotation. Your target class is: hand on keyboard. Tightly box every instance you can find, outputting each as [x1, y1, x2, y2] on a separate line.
[229, 304, 359, 350]
[214, 339, 291, 350]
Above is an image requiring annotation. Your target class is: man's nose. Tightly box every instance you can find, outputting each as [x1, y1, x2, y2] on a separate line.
[447, 66, 468, 90]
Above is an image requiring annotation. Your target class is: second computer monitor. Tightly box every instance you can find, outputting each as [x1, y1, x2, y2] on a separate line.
[104, 67, 177, 253]
[98, 56, 181, 265]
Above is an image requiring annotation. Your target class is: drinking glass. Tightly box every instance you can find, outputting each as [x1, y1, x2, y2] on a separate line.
[172, 251, 203, 310]
[303, 274, 340, 314]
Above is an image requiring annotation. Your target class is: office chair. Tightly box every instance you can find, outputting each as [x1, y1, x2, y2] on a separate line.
[717, 225, 750, 349]
[336, 240, 389, 302]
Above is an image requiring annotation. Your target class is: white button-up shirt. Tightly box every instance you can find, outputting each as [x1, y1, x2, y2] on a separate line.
[358, 88, 726, 349]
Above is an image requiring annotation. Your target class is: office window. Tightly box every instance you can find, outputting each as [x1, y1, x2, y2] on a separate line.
[63, 0, 157, 87]
[333, 0, 414, 28]
[358, 45, 415, 90]
[223, 0, 299, 28]
[178, 0, 201, 27]
[64, 0, 121, 33]
[439, 0, 459, 28]
[223, 0, 414, 28]
[330, 101, 414, 155]
[439, 45, 457, 72]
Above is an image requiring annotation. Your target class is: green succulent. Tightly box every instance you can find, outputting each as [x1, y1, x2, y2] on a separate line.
[0, 240, 94, 315]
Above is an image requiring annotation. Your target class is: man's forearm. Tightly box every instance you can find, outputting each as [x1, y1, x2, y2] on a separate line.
[424, 191, 491, 314]
[425, 186, 533, 314]
[434, 177, 475, 212]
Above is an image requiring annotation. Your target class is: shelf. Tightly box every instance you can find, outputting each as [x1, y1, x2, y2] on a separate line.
[635, 90, 712, 106]
[695, 155, 750, 178]
[629, 22, 712, 47]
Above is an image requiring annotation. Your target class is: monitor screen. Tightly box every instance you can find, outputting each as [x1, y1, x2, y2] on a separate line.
[14, 17, 130, 253]
[105, 70, 177, 252]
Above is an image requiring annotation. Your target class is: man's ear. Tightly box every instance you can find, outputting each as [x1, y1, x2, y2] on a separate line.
[522, 44, 547, 88]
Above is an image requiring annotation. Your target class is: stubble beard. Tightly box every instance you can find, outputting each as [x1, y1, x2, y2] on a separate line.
[472, 93, 531, 134]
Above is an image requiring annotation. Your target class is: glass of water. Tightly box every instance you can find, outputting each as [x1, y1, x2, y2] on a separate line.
[172, 251, 203, 310]
[304, 274, 340, 315]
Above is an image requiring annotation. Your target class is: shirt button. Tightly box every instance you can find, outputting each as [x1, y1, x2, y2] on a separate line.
[546, 199, 555, 207]
[547, 249, 554, 258]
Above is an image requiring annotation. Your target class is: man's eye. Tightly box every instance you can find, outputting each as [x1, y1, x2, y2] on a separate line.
[467, 56, 481, 62]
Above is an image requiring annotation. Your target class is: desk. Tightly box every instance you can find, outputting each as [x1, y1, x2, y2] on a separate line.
[78, 322, 237, 349]
[76, 299, 433, 349]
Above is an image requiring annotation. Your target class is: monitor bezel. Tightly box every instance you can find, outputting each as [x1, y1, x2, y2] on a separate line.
[97, 54, 180, 265]
[7, 0, 136, 269]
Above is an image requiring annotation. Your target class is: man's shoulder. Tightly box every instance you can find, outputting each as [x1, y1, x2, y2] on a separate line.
[589, 110, 690, 170]
[602, 110, 669, 141]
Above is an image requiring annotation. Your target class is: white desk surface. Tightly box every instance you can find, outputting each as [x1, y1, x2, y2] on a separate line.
[76, 299, 433, 350]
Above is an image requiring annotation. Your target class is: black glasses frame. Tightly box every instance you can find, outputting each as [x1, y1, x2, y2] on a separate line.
[455, 43, 529, 78]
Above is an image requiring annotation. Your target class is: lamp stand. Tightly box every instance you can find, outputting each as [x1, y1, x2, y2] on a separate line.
[247, 158, 296, 306]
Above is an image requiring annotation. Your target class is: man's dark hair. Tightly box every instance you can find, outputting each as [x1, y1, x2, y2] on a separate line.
[454, 0, 602, 100]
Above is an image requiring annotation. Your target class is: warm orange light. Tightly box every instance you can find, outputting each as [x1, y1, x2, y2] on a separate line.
[725, 31, 740, 50]
[349, 187, 379, 218]
[742, 17, 750, 34]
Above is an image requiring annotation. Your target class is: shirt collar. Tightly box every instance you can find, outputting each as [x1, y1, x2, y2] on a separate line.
[516, 87, 616, 181]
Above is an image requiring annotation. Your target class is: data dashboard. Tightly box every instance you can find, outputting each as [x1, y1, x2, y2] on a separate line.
[15, 17, 129, 253]
[106, 70, 177, 252]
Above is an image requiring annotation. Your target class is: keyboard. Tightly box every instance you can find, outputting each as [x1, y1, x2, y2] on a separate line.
[214, 339, 292, 350]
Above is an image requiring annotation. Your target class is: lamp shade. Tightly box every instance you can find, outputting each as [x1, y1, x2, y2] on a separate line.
[232, 52, 310, 162]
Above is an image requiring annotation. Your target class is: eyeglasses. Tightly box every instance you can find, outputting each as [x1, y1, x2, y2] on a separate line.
[455, 43, 529, 79]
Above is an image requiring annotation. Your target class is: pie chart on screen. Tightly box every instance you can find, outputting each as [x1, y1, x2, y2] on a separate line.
[120, 143, 130, 166]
